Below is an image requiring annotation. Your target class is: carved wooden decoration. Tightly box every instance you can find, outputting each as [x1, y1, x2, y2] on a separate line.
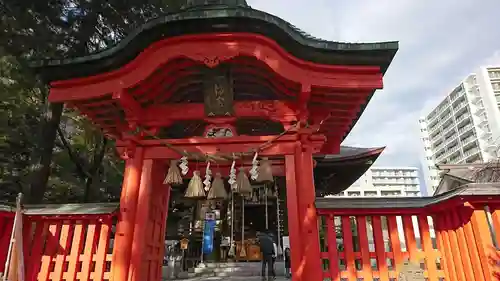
[397, 261, 425, 281]
[205, 127, 234, 138]
[203, 66, 234, 117]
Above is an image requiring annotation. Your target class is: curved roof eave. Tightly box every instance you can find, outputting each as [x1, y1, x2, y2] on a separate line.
[30, 6, 398, 82]
[315, 146, 385, 164]
[314, 146, 384, 196]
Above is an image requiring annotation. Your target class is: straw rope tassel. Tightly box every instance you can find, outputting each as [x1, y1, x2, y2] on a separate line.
[164, 160, 183, 185]
[207, 173, 228, 200]
[257, 157, 273, 183]
[236, 168, 252, 198]
[184, 170, 205, 198]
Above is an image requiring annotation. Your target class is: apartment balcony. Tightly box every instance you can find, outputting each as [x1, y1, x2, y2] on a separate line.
[434, 149, 446, 162]
[430, 129, 442, 140]
[463, 147, 480, 158]
[451, 89, 465, 102]
[458, 124, 474, 135]
[452, 102, 467, 112]
[479, 129, 492, 139]
[461, 135, 477, 147]
[432, 137, 444, 150]
[371, 174, 418, 178]
[372, 180, 411, 185]
[443, 127, 457, 139]
[455, 112, 471, 126]
[445, 145, 461, 158]
[473, 105, 486, 116]
[470, 93, 481, 103]
[433, 144, 446, 159]
[448, 155, 462, 164]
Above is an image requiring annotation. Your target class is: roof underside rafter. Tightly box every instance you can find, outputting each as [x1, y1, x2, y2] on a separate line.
[47, 33, 386, 154]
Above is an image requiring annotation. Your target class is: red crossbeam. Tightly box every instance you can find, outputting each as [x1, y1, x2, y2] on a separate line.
[116, 134, 328, 159]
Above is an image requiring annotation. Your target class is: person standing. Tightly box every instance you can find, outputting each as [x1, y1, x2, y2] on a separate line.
[220, 236, 230, 261]
[272, 241, 278, 279]
[284, 248, 291, 278]
[258, 230, 275, 281]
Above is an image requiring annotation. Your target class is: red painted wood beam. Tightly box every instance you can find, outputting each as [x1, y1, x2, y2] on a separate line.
[112, 90, 143, 119]
[143, 100, 299, 125]
[131, 60, 198, 98]
[48, 33, 383, 103]
[116, 134, 328, 159]
[141, 100, 358, 128]
[68, 103, 123, 138]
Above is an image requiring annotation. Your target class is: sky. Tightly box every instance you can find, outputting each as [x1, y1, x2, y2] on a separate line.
[247, 0, 500, 170]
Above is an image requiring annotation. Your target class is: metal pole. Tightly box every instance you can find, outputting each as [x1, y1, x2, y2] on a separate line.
[200, 218, 205, 265]
[265, 185, 269, 229]
[230, 191, 234, 247]
[276, 183, 282, 257]
[241, 196, 245, 258]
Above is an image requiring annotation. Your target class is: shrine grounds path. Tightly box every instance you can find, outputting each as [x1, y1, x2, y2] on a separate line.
[169, 277, 288, 281]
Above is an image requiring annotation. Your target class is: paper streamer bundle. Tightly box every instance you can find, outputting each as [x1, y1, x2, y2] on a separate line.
[164, 160, 183, 185]
[184, 170, 205, 198]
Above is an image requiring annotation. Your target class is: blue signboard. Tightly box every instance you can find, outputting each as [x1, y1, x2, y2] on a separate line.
[202, 215, 216, 254]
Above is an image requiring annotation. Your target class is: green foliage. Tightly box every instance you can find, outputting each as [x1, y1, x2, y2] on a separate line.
[0, 52, 44, 201]
[0, 0, 188, 203]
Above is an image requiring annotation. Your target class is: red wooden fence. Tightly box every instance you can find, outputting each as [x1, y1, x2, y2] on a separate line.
[0, 203, 117, 281]
[316, 185, 500, 281]
[1, 185, 500, 281]
[317, 213, 445, 281]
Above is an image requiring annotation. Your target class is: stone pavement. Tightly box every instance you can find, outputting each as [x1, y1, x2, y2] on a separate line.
[170, 277, 288, 281]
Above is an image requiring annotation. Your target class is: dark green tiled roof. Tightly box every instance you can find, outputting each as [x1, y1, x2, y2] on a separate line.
[31, 4, 398, 82]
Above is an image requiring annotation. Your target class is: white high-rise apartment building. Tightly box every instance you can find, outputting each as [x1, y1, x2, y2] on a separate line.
[419, 66, 500, 195]
[333, 167, 421, 197]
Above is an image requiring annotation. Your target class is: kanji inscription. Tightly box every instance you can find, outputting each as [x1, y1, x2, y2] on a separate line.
[203, 67, 234, 116]
[397, 261, 425, 281]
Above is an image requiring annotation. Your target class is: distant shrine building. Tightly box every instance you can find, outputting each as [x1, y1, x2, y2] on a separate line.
[41, 1, 500, 281]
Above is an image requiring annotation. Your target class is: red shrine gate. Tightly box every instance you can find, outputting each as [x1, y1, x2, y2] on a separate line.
[41, 32, 387, 281]
[30, 2, 401, 280]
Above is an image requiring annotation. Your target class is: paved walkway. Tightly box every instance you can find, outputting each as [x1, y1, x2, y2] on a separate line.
[170, 277, 288, 281]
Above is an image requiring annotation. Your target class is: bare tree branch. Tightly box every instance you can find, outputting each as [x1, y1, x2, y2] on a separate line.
[56, 125, 91, 178]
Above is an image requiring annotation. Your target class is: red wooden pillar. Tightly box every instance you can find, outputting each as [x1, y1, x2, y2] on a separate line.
[128, 159, 154, 281]
[285, 155, 303, 281]
[285, 140, 322, 281]
[153, 160, 172, 281]
[111, 147, 144, 281]
[128, 159, 172, 281]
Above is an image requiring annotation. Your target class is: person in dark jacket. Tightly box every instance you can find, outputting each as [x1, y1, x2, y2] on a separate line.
[258, 230, 275, 281]
[284, 247, 291, 278]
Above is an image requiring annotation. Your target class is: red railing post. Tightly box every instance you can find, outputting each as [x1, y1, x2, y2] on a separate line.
[469, 204, 495, 281]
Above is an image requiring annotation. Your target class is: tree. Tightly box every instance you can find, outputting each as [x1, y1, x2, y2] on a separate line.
[0, 51, 44, 202]
[0, 0, 186, 203]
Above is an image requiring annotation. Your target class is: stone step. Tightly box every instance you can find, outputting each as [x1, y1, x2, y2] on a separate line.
[201, 262, 264, 268]
[163, 262, 287, 280]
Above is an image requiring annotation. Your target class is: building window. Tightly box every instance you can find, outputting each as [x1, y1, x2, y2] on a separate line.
[381, 191, 401, 197]
[492, 82, 500, 91]
[489, 70, 500, 79]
